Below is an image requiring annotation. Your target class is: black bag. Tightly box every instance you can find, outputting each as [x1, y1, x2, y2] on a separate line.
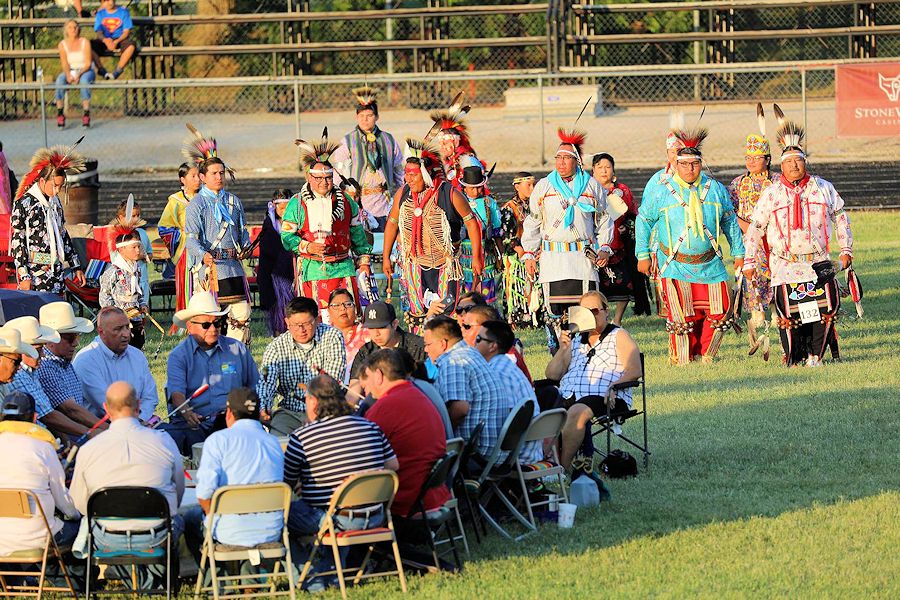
[600, 450, 638, 478]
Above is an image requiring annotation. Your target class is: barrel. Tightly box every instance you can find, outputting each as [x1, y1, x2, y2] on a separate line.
[62, 158, 100, 225]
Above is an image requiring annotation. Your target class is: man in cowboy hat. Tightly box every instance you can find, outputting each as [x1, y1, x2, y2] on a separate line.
[0, 327, 37, 389]
[6, 316, 94, 441]
[163, 291, 258, 455]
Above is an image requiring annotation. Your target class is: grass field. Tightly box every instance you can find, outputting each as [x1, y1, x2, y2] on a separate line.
[139, 211, 899, 598]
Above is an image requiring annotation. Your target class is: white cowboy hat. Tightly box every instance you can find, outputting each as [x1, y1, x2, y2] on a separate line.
[173, 292, 229, 328]
[0, 327, 39, 359]
[6, 316, 61, 345]
[39, 301, 94, 334]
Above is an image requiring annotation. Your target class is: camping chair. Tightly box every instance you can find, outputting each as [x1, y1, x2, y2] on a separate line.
[85, 486, 174, 599]
[66, 226, 115, 319]
[590, 352, 650, 468]
[508, 408, 569, 531]
[297, 470, 406, 600]
[453, 422, 486, 544]
[465, 401, 536, 540]
[404, 452, 462, 572]
[0, 214, 19, 290]
[0, 489, 78, 598]
[441, 438, 470, 555]
[193, 482, 295, 600]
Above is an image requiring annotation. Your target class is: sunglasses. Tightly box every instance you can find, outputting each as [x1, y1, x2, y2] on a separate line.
[474, 334, 496, 345]
[1, 354, 22, 367]
[191, 318, 225, 330]
[588, 306, 608, 315]
[461, 322, 476, 330]
[456, 305, 475, 314]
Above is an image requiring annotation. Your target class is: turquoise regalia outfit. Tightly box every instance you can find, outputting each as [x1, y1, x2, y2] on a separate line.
[460, 194, 501, 303]
[636, 171, 745, 364]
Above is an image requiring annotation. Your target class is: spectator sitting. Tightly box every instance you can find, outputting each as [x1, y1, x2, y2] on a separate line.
[36, 302, 108, 437]
[0, 391, 80, 561]
[91, 0, 137, 80]
[69, 381, 184, 591]
[55, 19, 95, 129]
[422, 316, 509, 459]
[348, 301, 426, 397]
[183, 388, 284, 567]
[164, 291, 258, 455]
[283, 374, 397, 589]
[474, 320, 541, 464]
[72, 307, 158, 423]
[257, 296, 345, 437]
[326, 288, 369, 382]
[545, 291, 641, 475]
[360, 349, 449, 519]
[6, 316, 91, 441]
[0, 327, 37, 395]
[460, 304, 533, 383]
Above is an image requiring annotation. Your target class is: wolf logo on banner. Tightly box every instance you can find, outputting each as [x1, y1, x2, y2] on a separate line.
[878, 73, 900, 102]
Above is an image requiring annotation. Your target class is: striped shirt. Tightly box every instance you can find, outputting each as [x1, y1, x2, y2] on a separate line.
[283, 415, 395, 508]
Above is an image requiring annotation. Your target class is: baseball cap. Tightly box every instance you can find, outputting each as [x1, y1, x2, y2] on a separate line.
[226, 387, 259, 420]
[362, 301, 396, 329]
[1, 391, 35, 422]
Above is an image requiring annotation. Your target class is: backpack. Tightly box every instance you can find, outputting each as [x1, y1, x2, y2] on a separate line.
[599, 450, 638, 478]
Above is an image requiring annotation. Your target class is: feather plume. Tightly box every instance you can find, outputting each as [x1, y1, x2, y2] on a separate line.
[775, 120, 805, 150]
[669, 111, 685, 130]
[573, 97, 592, 127]
[124, 193, 135, 225]
[352, 85, 378, 108]
[557, 128, 587, 151]
[295, 128, 340, 171]
[429, 91, 472, 148]
[15, 142, 86, 200]
[756, 103, 767, 137]
[404, 137, 442, 187]
[773, 103, 787, 128]
[486, 162, 497, 181]
[182, 122, 218, 166]
[673, 127, 709, 152]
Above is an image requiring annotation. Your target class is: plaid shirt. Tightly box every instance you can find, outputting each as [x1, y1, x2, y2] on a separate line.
[36, 351, 85, 410]
[256, 324, 346, 413]
[8, 367, 54, 419]
[435, 341, 508, 457]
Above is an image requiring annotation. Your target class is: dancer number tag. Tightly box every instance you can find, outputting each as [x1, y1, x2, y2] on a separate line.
[797, 300, 821, 324]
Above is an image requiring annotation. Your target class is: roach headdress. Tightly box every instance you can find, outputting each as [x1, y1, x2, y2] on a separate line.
[556, 128, 587, 164]
[182, 123, 235, 180]
[16, 137, 86, 200]
[295, 127, 341, 175]
[403, 137, 443, 189]
[352, 85, 379, 115]
[773, 103, 806, 160]
[673, 127, 710, 160]
[429, 91, 472, 150]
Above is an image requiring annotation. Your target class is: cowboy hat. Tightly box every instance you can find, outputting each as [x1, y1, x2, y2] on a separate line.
[6, 316, 61, 345]
[173, 292, 229, 328]
[0, 327, 39, 359]
[39, 301, 94, 334]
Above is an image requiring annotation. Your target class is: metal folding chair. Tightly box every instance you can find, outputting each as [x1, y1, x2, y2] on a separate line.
[404, 452, 462, 572]
[0, 489, 78, 599]
[297, 470, 407, 600]
[193, 482, 295, 600]
[590, 352, 650, 467]
[508, 408, 569, 530]
[441, 438, 471, 555]
[85, 486, 173, 599]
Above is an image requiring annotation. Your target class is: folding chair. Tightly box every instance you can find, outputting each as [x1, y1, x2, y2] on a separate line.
[297, 470, 406, 600]
[85, 486, 174, 599]
[466, 401, 536, 540]
[508, 408, 569, 530]
[404, 452, 462, 572]
[452, 422, 485, 545]
[193, 482, 295, 600]
[0, 489, 78, 598]
[441, 438, 470, 555]
[590, 352, 650, 467]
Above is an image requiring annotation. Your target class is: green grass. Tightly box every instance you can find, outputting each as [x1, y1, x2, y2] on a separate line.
[138, 211, 898, 598]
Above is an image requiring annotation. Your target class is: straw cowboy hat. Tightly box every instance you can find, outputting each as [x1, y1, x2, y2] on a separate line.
[173, 291, 229, 329]
[38, 301, 94, 334]
[6, 316, 61, 345]
[0, 327, 39, 359]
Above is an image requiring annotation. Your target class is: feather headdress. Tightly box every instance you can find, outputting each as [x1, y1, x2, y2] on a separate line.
[352, 85, 379, 114]
[745, 103, 771, 157]
[295, 127, 340, 173]
[556, 128, 587, 163]
[773, 103, 805, 153]
[429, 91, 472, 148]
[403, 137, 443, 188]
[108, 194, 144, 254]
[182, 123, 235, 181]
[672, 126, 709, 158]
[15, 138, 86, 200]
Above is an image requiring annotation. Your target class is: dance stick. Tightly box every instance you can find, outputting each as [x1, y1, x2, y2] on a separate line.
[145, 312, 165, 334]
[151, 383, 211, 429]
[72, 413, 110, 446]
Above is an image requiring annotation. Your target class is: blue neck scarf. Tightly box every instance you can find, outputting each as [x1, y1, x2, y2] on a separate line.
[549, 168, 593, 228]
[200, 185, 234, 226]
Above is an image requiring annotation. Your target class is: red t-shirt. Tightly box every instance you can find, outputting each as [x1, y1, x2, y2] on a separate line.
[509, 347, 533, 384]
[366, 381, 450, 516]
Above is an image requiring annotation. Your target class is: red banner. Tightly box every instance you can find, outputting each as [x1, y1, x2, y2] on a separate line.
[836, 62, 900, 137]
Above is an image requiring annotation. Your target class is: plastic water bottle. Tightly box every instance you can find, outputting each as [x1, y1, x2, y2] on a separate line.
[569, 475, 600, 508]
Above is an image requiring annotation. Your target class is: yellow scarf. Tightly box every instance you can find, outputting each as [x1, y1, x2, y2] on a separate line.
[672, 174, 705, 249]
[0, 421, 59, 448]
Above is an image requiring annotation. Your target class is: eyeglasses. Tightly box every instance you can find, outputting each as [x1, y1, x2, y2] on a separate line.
[474, 334, 496, 345]
[191, 318, 225, 330]
[308, 174, 331, 182]
[588, 306, 608, 315]
[288, 320, 317, 331]
[328, 301, 355, 310]
[1, 354, 22, 367]
[681, 161, 702, 168]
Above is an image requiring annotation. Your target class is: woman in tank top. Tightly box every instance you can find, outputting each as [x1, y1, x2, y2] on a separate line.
[55, 19, 96, 129]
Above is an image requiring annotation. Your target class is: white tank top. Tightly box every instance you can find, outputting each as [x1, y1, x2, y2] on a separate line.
[64, 38, 88, 71]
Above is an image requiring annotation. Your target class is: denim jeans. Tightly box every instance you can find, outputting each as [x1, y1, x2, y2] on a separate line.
[55, 70, 96, 102]
[90, 515, 184, 591]
[287, 499, 384, 589]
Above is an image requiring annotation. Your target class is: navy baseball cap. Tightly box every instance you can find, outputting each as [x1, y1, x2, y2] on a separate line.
[363, 302, 396, 329]
[1, 391, 35, 421]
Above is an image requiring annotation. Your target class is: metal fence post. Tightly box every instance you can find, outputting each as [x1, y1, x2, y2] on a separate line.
[801, 68, 808, 154]
[37, 67, 48, 147]
[538, 75, 545, 167]
[294, 81, 301, 141]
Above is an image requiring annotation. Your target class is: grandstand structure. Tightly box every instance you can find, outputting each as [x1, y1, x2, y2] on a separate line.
[1, 0, 899, 119]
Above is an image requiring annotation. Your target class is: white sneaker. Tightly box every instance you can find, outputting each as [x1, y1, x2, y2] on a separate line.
[806, 355, 822, 367]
